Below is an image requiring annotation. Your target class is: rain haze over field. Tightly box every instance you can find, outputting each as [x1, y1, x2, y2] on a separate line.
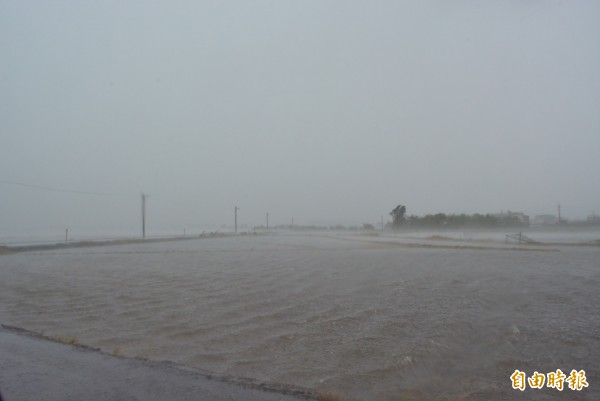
[1, 1, 599, 236]
[1, 2, 600, 401]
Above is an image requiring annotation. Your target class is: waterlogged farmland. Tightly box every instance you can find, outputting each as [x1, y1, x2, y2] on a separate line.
[1, 232, 598, 400]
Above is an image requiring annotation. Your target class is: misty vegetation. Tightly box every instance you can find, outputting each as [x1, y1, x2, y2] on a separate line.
[390, 205, 407, 228]
[389, 205, 529, 229]
[405, 213, 527, 228]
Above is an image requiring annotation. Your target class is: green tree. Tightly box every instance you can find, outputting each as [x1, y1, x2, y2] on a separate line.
[390, 205, 407, 228]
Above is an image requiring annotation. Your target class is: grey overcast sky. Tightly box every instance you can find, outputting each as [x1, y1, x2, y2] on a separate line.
[1, 1, 599, 235]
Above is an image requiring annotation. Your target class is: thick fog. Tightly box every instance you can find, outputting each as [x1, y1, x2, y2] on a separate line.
[1, 1, 599, 236]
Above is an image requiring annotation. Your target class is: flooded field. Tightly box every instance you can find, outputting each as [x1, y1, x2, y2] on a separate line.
[1, 232, 598, 400]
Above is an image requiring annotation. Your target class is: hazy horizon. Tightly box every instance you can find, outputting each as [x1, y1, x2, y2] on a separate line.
[2, 1, 599, 235]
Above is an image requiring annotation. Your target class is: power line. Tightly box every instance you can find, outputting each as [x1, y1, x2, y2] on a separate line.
[0, 179, 129, 197]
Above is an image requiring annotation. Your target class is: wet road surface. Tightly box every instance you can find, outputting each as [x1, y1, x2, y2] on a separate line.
[0, 326, 314, 401]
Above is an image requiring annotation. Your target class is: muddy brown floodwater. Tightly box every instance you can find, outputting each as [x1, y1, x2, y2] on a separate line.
[0, 232, 598, 400]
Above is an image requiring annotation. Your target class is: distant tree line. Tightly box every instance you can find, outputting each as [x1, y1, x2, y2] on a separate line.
[390, 204, 529, 229]
[405, 213, 527, 228]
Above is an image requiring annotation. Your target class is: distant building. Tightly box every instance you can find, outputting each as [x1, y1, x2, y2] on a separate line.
[587, 213, 600, 224]
[533, 214, 558, 226]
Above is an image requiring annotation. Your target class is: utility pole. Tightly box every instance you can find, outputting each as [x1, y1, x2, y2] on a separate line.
[291, 217, 294, 229]
[141, 192, 148, 239]
[266, 212, 269, 229]
[235, 206, 239, 234]
[381, 216, 384, 231]
[558, 204, 561, 224]
[65, 228, 68, 243]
